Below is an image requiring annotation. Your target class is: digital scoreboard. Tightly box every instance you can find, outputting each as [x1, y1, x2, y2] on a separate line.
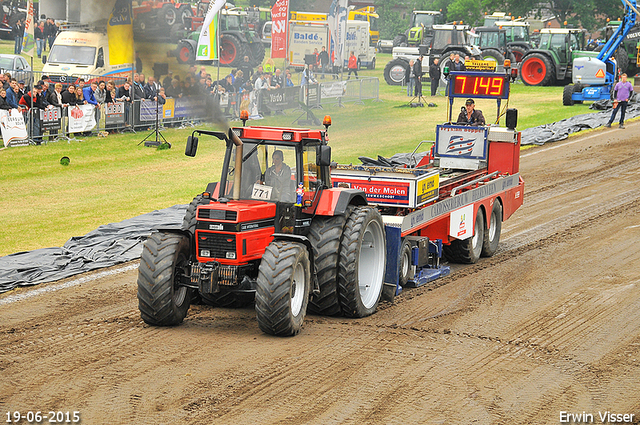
[447, 72, 510, 100]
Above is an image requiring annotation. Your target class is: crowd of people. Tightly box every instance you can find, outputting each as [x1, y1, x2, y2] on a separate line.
[12, 15, 60, 56]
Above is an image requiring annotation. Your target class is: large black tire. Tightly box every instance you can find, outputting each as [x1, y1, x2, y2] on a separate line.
[481, 201, 502, 257]
[256, 241, 311, 336]
[615, 48, 629, 75]
[338, 207, 386, 318]
[399, 240, 412, 287]
[137, 232, 192, 326]
[481, 48, 505, 66]
[563, 84, 575, 106]
[177, 4, 194, 27]
[520, 53, 556, 86]
[392, 34, 407, 47]
[444, 208, 485, 264]
[509, 45, 528, 63]
[182, 194, 209, 233]
[307, 215, 348, 316]
[158, 4, 178, 28]
[248, 41, 266, 67]
[176, 40, 196, 65]
[384, 58, 409, 85]
[440, 50, 466, 84]
[220, 34, 249, 68]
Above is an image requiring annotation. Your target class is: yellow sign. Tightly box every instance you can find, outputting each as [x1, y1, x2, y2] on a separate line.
[417, 173, 439, 204]
[465, 60, 497, 72]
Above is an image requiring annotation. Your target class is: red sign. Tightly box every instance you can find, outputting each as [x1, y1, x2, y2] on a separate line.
[271, 0, 289, 59]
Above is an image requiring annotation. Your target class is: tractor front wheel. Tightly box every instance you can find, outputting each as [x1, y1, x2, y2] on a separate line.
[256, 241, 311, 336]
[137, 232, 192, 326]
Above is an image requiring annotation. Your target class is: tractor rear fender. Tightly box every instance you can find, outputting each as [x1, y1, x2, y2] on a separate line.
[224, 30, 249, 44]
[312, 188, 367, 217]
[522, 49, 556, 65]
[507, 42, 530, 50]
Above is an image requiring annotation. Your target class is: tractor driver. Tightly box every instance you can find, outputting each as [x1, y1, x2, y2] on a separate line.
[457, 98, 486, 127]
[265, 150, 294, 202]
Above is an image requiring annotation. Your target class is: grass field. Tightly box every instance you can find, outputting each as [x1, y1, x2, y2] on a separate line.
[0, 40, 613, 256]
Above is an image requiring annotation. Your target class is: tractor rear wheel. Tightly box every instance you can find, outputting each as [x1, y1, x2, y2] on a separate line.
[615, 48, 629, 75]
[137, 232, 192, 326]
[481, 201, 502, 257]
[248, 42, 266, 66]
[338, 207, 386, 318]
[307, 215, 348, 316]
[520, 53, 555, 86]
[509, 46, 528, 63]
[177, 4, 194, 27]
[256, 241, 311, 336]
[392, 34, 406, 47]
[383, 58, 409, 85]
[158, 4, 178, 28]
[220, 34, 249, 68]
[444, 208, 485, 264]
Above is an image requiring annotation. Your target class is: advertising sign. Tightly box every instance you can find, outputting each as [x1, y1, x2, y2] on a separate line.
[68, 105, 96, 133]
[435, 125, 488, 159]
[449, 204, 474, 240]
[105, 102, 125, 125]
[271, 0, 289, 59]
[40, 107, 62, 132]
[260, 86, 300, 112]
[0, 109, 28, 146]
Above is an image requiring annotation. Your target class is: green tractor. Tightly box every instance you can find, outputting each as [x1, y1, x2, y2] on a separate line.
[471, 26, 516, 66]
[519, 28, 589, 86]
[597, 20, 640, 75]
[172, 4, 265, 67]
[392, 10, 444, 47]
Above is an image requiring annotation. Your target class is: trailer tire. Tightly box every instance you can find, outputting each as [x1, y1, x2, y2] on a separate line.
[384, 58, 409, 85]
[338, 207, 386, 318]
[307, 215, 348, 316]
[481, 201, 502, 257]
[256, 241, 310, 336]
[399, 240, 412, 287]
[137, 232, 192, 326]
[444, 208, 485, 264]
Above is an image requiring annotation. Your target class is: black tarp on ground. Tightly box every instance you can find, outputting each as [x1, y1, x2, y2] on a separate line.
[521, 97, 640, 145]
[0, 205, 187, 294]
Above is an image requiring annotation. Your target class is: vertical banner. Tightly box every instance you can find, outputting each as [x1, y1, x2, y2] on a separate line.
[21, 0, 35, 57]
[0, 109, 28, 146]
[270, 0, 289, 59]
[107, 0, 134, 66]
[328, 0, 348, 69]
[196, 0, 226, 61]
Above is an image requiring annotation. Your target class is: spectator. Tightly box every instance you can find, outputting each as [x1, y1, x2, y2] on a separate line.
[285, 70, 294, 87]
[46, 83, 65, 140]
[413, 55, 423, 97]
[45, 18, 58, 51]
[83, 81, 100, 134]
[429, 58, 441, 96]
[0, 88, 12, 110]
[313, 47, 320, 72]
[35, 21, 45, 58]
[76, 78, 86, 95]
[145, 76, 160, 99]
[347, 51, 358, 79]
[132, 73, 145, 99]
[254, 72, 269, 91]
[19, 84, 46, 143]
[17, 80, 26, 98]
[165, 77, 183, 98]
[407, 59, 415, 97]
[605, 72, 634, 129]
[6, 80, 23, 111]
[116, 82, 133, 126]
[183, 76, 199, 97]
[300, 67, 316, 86]
[61, 84, 80, 106]
[239, 56, 254, 82]
[233, 70, 245, 92]
[451, 53, 465, 71]
[12, 19, 23, 54]
[0, 73, 9, 91]
[319, 46, 330, 78]
[271, 68, 284, 89]
[162, 72, 173, 89]
[94, 81, 107, 105]
[105, 81, 116, 103]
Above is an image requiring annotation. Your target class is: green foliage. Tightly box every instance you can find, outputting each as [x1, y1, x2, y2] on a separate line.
[378, 6, 408, 39]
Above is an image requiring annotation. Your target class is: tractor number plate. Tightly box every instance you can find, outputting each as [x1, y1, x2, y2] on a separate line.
[252, 183, 273, 200]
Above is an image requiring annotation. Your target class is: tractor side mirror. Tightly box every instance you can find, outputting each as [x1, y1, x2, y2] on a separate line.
[185, 135, 198, 157]
[317, 145, 331, 167]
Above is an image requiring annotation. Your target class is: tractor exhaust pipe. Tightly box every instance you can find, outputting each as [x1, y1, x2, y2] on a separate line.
[229, 129, 243, 201]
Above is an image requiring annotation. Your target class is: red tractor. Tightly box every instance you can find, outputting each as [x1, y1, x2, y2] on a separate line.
[136, 117, 387, 336]
[133, 0, 194, 33]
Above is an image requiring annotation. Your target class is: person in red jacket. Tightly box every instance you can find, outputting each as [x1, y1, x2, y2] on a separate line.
[347, 51, 358, 79]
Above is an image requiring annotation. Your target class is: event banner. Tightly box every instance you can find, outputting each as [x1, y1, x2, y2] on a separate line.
[320, 81, 347, 99]
[140, 99, 161, 122]
[328, 0, 349, 68]
[174, 97, 208, 119]
[270, 0, 289, 59]
[68, 105, 97, 133]
[40, 107, 62, 132]
[196, 0, 226, 61]
[260, 86, 300, 112]
[105, 102, 125, 125]
[0, 109, 28, 147]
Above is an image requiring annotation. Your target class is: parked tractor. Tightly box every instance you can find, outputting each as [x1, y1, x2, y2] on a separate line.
[133, 0, 194, 34]
[597, 19, 640, 75]
[519, 28, 587, 86]
[172, 3, 265, 67]
[392, 10, 444, 48]
[384, 24, 481, 86]
[493, 20, 532, 62]
[471, 26, 515, 66]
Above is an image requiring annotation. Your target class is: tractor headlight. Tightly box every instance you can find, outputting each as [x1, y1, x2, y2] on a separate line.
[232, 128, 243, 138]
[226, 252, 236, 259]
[282, 131, 294, 141]
[201, 250, 211, 257]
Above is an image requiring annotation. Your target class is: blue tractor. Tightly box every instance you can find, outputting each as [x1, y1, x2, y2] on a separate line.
[563, 0, 638, 105]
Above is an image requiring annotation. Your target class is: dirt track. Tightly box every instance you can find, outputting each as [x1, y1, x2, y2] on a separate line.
[2, 124, 640, 424]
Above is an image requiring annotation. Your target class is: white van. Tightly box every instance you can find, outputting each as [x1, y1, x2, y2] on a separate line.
[42, 31, 133, 82]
